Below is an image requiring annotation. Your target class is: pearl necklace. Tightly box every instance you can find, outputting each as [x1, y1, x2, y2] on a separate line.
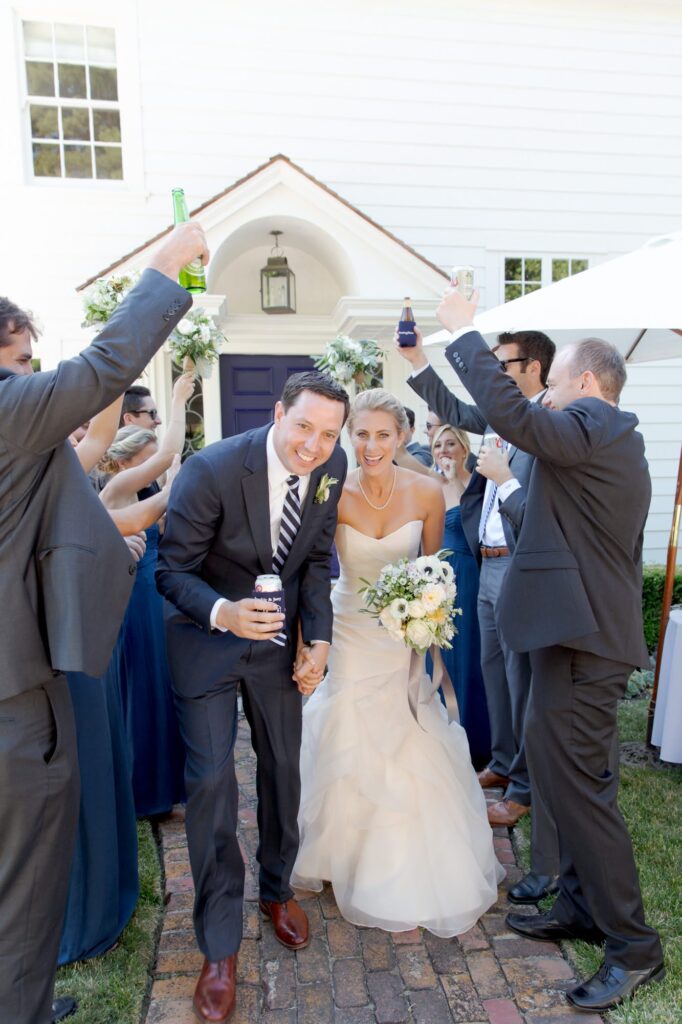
[357, 467, 397, 511]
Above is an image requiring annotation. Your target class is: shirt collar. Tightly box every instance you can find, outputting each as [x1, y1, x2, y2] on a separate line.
[266, 426, 292, 488]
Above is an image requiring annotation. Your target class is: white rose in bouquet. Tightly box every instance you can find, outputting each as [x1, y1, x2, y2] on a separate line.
[176, 318, 195, 337]
[406, 618, 434, 650]
[421, 583, 446, 611]
[407, 599, 427, 619]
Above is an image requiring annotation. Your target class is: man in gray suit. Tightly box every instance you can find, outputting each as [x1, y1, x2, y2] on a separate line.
[0, 222, 205, 1024]
[398, 328, 559, 904]
[436, 288, 664, 1012]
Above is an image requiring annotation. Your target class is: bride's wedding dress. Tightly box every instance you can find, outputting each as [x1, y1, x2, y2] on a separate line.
[292, 520, 504, 936]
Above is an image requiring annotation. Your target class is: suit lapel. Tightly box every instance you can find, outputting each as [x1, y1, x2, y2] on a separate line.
[242, 425, 275, 576]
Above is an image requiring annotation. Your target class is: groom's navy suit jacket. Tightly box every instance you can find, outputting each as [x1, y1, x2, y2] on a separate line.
[156, 423, 347, 698]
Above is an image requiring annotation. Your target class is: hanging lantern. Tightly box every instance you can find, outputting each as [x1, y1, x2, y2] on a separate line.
[260, 230, 296, 314]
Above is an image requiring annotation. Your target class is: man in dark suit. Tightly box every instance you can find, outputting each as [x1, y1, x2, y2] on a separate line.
[436, 288, 664, 1012]
[0, 223, 205, 1024]
[156, 372, 348, 1024]
[403, 405, 434, 466]
[398, 329, 559, 904]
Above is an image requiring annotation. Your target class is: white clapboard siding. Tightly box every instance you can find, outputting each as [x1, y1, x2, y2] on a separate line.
[0, 0, 680, 559]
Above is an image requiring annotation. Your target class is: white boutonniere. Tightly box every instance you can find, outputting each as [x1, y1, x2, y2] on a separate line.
[314, 474, 338, 504]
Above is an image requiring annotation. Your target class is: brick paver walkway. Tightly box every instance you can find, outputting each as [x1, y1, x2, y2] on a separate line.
[146, 711, 602, 1024]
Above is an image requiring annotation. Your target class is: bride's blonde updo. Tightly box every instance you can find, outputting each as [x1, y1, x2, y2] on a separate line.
[346, 388, 409, 436]
[98, 425, 157, 475]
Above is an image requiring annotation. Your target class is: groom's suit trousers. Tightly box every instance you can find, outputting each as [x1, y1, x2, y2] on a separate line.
[173, 639, 301, 961]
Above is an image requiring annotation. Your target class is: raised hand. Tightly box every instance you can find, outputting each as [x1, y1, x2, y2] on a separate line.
[436, 287, 479, 334]
[393, 325, 429, 370]
[148, 222, 209, 283]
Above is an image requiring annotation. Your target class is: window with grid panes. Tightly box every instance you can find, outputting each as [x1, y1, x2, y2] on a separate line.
[504, 256, 589, 301]
[23, 21, 122, 180]
[504, 257, 542, 301]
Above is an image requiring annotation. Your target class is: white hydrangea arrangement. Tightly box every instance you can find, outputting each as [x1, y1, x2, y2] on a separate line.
[81, 271, 141, 327]
[360, 553, 460, 654]
[314, 335, 384, 390]
[165, 308, 225, 377]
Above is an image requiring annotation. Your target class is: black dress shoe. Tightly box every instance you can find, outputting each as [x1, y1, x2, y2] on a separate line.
[567, 961, 665, 1011]
[508, 871, 559, 905]
[52, 996, 78, 1022]
[506, 910, 604, 945]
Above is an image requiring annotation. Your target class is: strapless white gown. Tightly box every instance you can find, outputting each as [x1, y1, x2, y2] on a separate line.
[291, 521, 504, 936]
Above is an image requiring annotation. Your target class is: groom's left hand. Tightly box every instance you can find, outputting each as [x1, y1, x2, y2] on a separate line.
[293, 643, 329, 695]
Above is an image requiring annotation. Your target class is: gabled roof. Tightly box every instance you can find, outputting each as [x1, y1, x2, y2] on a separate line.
[77, 154, 448, 291]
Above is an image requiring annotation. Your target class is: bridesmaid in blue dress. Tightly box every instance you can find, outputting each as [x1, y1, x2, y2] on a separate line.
[100, 374, 194, 816]
[431, 425, 491, 768]
[59, 661, 138, 964]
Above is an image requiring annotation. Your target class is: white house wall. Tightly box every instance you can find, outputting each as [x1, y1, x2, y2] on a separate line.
[0, 0, 681, 561]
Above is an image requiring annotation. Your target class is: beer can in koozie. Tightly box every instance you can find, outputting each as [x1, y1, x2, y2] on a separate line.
[253, 574, 285, 616]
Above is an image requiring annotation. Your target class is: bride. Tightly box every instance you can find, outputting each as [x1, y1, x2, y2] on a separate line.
[291, 389, 503, 936]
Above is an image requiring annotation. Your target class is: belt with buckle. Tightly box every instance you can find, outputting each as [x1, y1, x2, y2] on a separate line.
[480, 545, 510, 558]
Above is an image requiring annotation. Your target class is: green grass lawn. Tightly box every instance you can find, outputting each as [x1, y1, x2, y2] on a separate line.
[53, 820, 163, 1024]
[517, 697, 682, 1024]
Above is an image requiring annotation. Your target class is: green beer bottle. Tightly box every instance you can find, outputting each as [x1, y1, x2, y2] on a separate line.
[171, 187, 206, 294]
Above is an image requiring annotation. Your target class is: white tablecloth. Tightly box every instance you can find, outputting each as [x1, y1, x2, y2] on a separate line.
[651, 607, 682, 764]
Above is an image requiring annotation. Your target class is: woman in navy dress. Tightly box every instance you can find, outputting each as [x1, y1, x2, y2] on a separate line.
[59, 662, 139, 964]
[99, 374, 194, 816]
[431, 425, 491, 768]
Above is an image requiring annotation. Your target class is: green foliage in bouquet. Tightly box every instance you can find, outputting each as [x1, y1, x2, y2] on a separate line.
[81, 271, 140, 327]
[314, 335, 384, 390]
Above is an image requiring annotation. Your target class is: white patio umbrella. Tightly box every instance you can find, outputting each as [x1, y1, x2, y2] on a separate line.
[424, 231, 682, 746]
[423, 231, 682, 363]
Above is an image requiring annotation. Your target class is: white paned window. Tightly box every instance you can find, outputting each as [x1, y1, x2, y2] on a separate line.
[23, 21, 122, 181]
[504, 256, 589, 302]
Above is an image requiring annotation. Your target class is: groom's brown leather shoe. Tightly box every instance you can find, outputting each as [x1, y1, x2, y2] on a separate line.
[477, 768, 510, 789]
[259, 898, 310, 950]
[193, 955, 237, 1023]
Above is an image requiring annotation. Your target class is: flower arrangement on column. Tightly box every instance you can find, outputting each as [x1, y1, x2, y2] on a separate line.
[82, 273, 226, 379]
[313, 335, 384, 392]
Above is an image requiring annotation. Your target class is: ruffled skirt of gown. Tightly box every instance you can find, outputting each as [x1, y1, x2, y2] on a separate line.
[291, 521, 504, 936]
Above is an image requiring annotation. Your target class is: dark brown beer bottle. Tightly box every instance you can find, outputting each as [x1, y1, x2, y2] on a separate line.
[397, 297, 417, 347]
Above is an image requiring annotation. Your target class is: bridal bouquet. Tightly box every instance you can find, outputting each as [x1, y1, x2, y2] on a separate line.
[165, 307, 225, 377]
[360, 552, 460, 654]
[81, 270, 140, 327]
[314, 335, 384, 391]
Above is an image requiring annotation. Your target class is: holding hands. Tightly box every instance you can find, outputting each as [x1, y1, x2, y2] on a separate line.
[293, 644, 329, 696]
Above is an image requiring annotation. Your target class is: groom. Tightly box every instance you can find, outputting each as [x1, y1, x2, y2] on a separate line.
[156, 371, 348, 1023]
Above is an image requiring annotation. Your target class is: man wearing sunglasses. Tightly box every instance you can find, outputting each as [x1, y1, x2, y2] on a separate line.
[120, 385, 163, 431]
[397, 325, 559, 907]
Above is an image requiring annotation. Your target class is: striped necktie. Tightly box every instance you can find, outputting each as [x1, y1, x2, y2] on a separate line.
[478, 440, 508, 544]
[271, 474, 301, 645]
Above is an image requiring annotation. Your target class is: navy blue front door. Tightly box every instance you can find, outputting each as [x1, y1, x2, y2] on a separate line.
[219, 354, 315, 437]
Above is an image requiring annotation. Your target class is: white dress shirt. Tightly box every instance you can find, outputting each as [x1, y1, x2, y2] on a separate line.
[210, 427, 326, 642]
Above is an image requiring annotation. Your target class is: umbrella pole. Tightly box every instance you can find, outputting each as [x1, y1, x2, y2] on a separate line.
[646, 443, 682, 746]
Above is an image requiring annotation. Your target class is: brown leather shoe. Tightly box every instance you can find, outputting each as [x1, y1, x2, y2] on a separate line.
[259, 898, 310, 950]
[488, 798, 530, 827]
[193, 955, 237, 1023]
[477, 768, 510, 789]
